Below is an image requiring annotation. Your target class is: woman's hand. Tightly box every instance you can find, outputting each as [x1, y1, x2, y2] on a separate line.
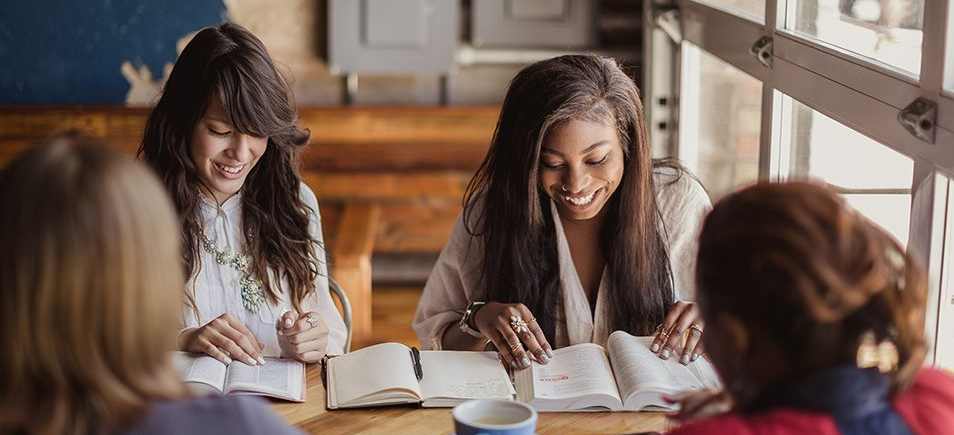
[651, 300, 704, 365]
[277, 310, 329, 363]
[179, 313, 265, 366]
[472, 302, 554, 369]
[664, 389, 733, 423]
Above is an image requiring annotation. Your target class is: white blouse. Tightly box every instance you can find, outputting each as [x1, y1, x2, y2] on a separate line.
[412, 168, 712, 349]
[183, 183, 347, 357]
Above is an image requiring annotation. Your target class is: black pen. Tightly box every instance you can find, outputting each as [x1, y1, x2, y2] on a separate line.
[410, 347, 423, 381]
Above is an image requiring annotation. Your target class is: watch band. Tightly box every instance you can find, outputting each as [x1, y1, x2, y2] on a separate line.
[458, 301, 486, 339]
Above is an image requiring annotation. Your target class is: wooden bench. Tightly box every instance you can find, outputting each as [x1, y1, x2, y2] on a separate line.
[0, 106, 498, 344]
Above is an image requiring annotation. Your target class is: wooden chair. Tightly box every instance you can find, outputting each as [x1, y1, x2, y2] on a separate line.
[327, 277, 352, 353]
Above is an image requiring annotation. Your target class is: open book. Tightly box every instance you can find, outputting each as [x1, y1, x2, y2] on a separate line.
[513, 331, 721, 412]
[172, 351, 306, 402]
[325, 342, 516, 409]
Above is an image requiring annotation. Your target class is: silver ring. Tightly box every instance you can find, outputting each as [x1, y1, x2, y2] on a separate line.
[509, 315, 530, 334]
[306, 314, 319, 327]
[561, 184, 569, 192]
[689, 323, 703, 335]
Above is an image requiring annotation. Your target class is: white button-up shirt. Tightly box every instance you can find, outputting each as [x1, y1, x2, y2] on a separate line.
[184, 183, 346, 356]
[413, 168, 712, 349]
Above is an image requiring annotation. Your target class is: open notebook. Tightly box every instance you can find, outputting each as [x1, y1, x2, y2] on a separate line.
[513, 331, 721, 411]
[173, 351, 306, 402]
[325, 342, 516, 409]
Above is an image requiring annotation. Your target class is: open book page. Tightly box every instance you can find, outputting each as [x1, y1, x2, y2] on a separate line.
[225, 357, 305, 402]
[418, 351, 515, 407]
[606, 331, 721, 411]
[326, 342, 422, 408]
[528, 343, 622, 411]
[172, 352, 227, 394]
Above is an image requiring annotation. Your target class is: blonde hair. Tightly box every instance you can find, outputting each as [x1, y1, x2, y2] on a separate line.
[0, 136, 188, 435]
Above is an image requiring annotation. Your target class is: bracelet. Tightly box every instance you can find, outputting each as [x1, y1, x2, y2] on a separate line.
[458, 301, 486, 339]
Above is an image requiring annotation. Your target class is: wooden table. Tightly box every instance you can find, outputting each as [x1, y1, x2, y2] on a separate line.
[272, 365, 673, 434]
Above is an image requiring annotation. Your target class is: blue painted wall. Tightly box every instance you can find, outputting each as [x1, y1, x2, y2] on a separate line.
[0, 1, 226, 104]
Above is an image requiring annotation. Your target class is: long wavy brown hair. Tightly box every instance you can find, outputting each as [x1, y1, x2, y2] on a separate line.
[0, 136, 188, 435]
[139, 23, 318, 312]
[464, 54, 678, 343]
[696, 181, 927, 402]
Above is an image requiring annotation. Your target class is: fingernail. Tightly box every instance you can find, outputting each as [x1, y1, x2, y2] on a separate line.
[257, 356, 266, 365]
[660, 348, 671, 360]
[539, 353, 550, 364]
[546, 348, 554, 358]
[681, 354, 690, 365]
[284, 318, 293, 328]
[651, 343, 660, 352]
[246, 357, 257, 365]
[225, 356, 233, 364]
[692, 353, 700, 362]
[521, 356, 531, 368]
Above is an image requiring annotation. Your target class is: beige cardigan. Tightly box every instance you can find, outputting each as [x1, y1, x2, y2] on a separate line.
[412, 169, 713, 350]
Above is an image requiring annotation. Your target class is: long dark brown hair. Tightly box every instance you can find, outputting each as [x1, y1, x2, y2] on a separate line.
[696, 181, 926, 400]
[463, 54, 677, 344]
[139, 23, 318, 312]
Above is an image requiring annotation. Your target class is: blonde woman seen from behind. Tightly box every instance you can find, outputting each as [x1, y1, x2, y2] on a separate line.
[0, 137, 301, 435]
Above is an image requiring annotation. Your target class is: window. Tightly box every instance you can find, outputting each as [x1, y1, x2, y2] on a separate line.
[785, 97, 913, 244]
[786, 0, 924, 76]
[647, 0, 954, 368]
[679, 43, 762, 200]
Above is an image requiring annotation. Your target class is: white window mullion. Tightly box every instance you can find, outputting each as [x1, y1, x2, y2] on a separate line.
[908, 163, 948, 366]
[758, 0, 779, 181]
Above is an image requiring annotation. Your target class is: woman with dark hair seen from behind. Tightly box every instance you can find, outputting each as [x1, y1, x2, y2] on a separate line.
[668, 181, 954, 435]
[413, 55, 712, 368]
[0, 136, 300, 435]
[140, 23, 345, 365]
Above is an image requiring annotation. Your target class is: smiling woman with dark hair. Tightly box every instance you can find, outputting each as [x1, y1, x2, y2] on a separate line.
[413, 55, 712, 369]
[139, 23, 345, 365]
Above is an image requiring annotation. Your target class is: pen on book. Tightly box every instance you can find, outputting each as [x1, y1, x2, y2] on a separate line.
[410, 347, 423, 381]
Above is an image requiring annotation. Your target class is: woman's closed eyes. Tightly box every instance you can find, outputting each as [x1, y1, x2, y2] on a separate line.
[541, 154, 609, 170]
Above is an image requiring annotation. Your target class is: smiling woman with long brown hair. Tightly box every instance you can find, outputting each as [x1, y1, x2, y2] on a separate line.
[140, 23, 345, 365]
[0, 137, 300, 435]
[413, 55, 712, 369]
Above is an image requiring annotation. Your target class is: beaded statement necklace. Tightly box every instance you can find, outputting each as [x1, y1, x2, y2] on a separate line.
[200, 233, 267, 312]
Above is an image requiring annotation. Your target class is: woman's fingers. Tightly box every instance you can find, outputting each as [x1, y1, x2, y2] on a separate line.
[197, 337, 233, 365]
[206, 328, 258, 365]
[276, 310, 298, 334]
[681, 322, 705, 364]
[497, 316, 532, 369]
[651, 301, 689, 353]
[515, 306, 549, 364]
[486, 330, 517, 368]
[214, 316, 264, 363]
[659, 303, 699, 360]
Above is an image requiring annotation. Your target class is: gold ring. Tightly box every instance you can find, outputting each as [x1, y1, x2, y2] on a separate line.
[689, 323, 703, 335]
[510, 342, 522, 353]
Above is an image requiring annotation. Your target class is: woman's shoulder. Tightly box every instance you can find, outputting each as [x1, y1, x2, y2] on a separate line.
[651, 162, 712, 221]
[122, 395, 301, 435]
[893, 368, 954, 433]
[667, 409, 837, 435]
[297, 182, 319, 209]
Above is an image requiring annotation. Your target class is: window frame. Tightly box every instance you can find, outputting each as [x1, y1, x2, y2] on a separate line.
[645, 0, 954, 367]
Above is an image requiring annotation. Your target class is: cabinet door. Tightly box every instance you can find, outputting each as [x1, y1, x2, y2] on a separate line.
[472, 0, 594, 48]
[329, 0, 458, 74]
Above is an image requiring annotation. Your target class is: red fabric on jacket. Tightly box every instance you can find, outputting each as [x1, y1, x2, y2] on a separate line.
[668, 368, 954, 435]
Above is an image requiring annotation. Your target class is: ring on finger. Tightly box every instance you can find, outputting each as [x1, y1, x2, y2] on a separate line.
[689, 323, 703, 335]
[510, 342, 522, 353]
[509, 315, 530, 334]
[306, 315, 319, 327]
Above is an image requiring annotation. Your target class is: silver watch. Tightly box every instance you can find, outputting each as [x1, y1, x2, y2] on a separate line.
[458, 301, 486, 338]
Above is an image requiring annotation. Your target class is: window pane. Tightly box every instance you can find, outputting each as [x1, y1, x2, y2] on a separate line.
[787, 0, 924, 76]
[679, 43, 762, 200]
[787, 97, 913, 245]
[693, 0, 765, 22]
